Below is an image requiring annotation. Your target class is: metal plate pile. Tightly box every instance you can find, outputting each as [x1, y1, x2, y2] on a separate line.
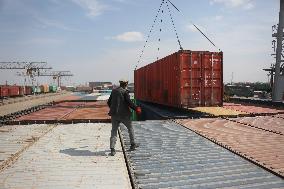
[120, 120, 284, 188]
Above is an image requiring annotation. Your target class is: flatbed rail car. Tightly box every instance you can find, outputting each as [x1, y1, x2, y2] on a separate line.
[135, 50, 223, 108]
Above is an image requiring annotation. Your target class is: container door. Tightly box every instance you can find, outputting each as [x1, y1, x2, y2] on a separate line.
[180, 52, 202, 107]
[201, 52, 223, 106]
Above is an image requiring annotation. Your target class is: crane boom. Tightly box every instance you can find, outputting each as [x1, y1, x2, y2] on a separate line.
[32, 71, 73, 87]
[39, 71, 73, 77]
[0, 62, 52, 70]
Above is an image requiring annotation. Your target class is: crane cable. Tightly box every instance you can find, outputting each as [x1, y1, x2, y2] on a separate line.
[135, 0, 185, 70]
[165, 0, 183, 51]
[190, 21, 221, 52]
[135, 0, 165, 71]
[167, 0, 220, 51]
[157, 5, 163, 60]
[135, 0, 221, 70]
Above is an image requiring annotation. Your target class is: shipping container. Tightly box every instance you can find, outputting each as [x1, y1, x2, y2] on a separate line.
[60, 86, 67, 91]
[32, 86, 41, 94]
[49, 85, 57, 93]
[19, 86, 25, 96]
[8, 86, 20, 97]
[0, 86, 9, 98]
[24, 86, 32, 95]
[40, 84, 49, 93]
[135, 50, 223, 108]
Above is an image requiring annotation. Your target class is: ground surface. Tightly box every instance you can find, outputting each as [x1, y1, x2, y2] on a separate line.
[0, 92, 72, 116]
[0, 123, 131, 189]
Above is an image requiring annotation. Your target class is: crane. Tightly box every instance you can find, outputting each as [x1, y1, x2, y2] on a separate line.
[0, 61, 52, 93]
[0, 62, 52, 78]
[38, 71, 74, 87]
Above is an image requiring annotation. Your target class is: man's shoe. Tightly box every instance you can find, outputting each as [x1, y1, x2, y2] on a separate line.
[130, 143, 139, 151]
[110, 148, 116, 156]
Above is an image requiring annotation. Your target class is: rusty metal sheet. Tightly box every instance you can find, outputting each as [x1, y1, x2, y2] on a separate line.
[190, 107, 246, 116]
[15, 101, 109, 122]
[54, 101, 106, 108]
[56, 95, 82, 101]
[15, 107, 76, 121]
[231, 116, 284, 135]
[177, 118, 284, 177]
[121, 121, 284, 188]
[61, 107, 110, 120]
[224, 103, 284, 115]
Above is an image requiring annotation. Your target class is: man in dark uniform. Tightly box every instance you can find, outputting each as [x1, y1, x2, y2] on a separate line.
[107, 79, 141, 156]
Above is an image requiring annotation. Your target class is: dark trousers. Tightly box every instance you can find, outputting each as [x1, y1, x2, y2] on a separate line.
[110, 115, 135, 149]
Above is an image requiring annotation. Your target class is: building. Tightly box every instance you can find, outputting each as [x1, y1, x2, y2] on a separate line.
[89, 82, 112, 90]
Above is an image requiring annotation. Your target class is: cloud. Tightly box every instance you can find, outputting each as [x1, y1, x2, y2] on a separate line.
[214, 15, 223, 21]
[71, 0, 108, 17]
[28, 38, 64, 45]
[112, 0, 126, 2]
[243, 2, 254, 10]
[35, 17, 79, 31]
[210, 0, 255, 10]
[112, 31, 144, 42]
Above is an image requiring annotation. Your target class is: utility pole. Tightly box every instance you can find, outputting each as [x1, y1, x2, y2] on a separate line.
[230, 72, 234, 85]
[272, 0, 284, 102]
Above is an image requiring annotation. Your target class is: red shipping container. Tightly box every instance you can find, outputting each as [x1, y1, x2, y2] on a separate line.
[134, 50, 223, 108]
[8, 86, 20, 97]
[24, 86, 32, 95]
[0, 86, 9, 98]
[19, 86, 25, 96]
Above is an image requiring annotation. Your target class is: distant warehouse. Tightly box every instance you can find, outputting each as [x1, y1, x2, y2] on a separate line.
[89, 82, 112, 90]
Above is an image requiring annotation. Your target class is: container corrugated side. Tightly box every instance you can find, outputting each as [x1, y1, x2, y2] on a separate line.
[49, 85, 57, 93]
[8, 86, 20, 97]
[40, 85, 49, 93]
[24, 86, 32, 95]
[0, 86, 9, 97]
[134, 50, 223, 108]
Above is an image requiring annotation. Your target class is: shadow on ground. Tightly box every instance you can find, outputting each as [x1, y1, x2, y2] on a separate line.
[60, 148, 110, 156]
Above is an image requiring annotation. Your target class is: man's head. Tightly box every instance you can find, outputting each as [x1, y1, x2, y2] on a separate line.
[119, 79, 128, 88]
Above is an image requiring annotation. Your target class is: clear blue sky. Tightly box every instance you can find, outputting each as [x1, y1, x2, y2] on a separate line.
[0, 0, 279, 86]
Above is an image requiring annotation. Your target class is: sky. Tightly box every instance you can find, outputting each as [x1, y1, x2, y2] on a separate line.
[0, 0, 280, 86]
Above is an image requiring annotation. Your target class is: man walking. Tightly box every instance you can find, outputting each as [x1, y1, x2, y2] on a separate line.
[107, 79, 141, 156]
